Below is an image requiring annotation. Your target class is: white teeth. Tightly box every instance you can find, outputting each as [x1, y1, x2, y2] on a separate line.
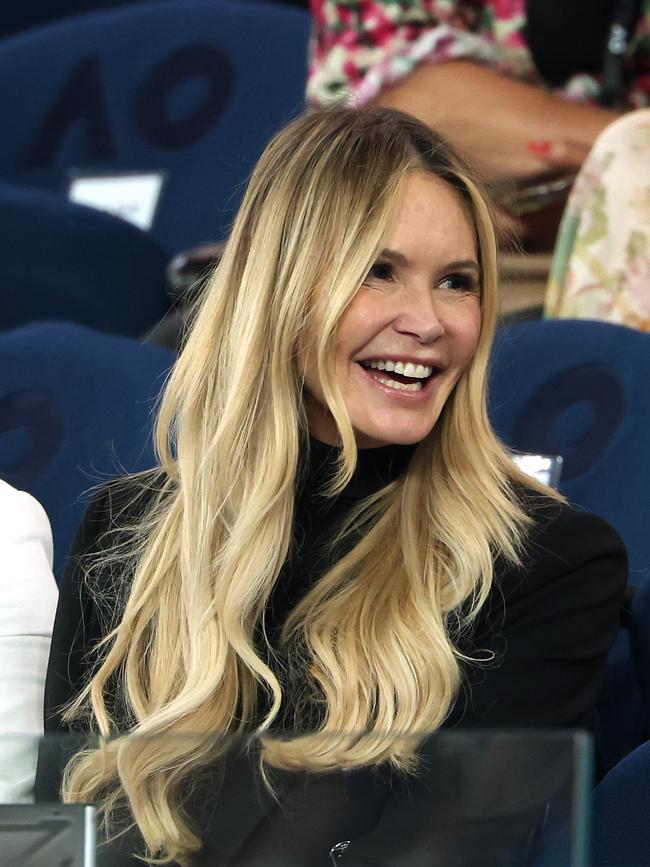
[366, 360, 434, 379]
[376, 376, 422, 392]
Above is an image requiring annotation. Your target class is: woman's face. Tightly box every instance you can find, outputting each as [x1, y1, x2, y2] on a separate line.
[302, 171, 483, 449]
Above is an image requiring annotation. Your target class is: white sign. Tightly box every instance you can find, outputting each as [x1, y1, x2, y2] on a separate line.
[512, 453, 563, 489]
[68, 172, 165, 231]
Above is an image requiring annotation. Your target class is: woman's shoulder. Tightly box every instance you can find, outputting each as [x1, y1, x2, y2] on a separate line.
[44, 470, 167, 734]
[519, 486, 625, 561]
[450, 486, 629, 731]
[501, 484, 628, 604]
[71, 469, 166, 559]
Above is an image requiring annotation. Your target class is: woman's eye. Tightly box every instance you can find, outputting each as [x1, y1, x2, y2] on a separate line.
[439, 272, 480, 293]
[363, 262, 395, 284]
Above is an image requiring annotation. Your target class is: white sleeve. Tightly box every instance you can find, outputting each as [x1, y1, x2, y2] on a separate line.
[0, 480, 58, 803]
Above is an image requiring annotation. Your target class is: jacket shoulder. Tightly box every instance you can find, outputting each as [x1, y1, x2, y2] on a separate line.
[496, 486, 628, 614]
[70, 469, 166, 561]
[519, 488, 626, 576]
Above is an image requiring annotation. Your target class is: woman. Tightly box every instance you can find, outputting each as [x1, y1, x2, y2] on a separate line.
[43, 107, 627, 865]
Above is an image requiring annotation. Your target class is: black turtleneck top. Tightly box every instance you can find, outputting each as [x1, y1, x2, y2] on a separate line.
[44, 438, 627, 737]
[268, 437, 416, 637]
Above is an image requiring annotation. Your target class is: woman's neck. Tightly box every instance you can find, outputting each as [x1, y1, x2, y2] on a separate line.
[304, 434, 417, 501]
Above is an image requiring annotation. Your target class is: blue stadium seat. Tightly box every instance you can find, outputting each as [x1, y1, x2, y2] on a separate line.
[0, 0, 154, 39]
[592, 739, 650, 866]
[489, 319, 650, 766]
[489, 319, 650, 587]
[0, 0, 310, 254]
[0, 182, 169, 336]
[0, 0, 305, 39]
[0, 322, 174, 575]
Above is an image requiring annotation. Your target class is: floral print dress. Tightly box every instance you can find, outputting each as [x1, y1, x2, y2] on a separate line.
[308, 1, 650, 109]
[308, 1, 650, 330]
[544, 110, 650, 330]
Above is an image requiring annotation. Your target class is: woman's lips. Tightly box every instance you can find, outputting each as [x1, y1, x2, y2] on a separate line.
[356, 362, 440, 400]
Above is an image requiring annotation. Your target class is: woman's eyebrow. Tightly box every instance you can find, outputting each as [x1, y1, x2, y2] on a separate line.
[444, 259, 481, 272]
[380, 250, 481, 274]
[379, 247, 410, 267]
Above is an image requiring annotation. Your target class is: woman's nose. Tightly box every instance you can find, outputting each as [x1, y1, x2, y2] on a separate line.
[393, 287, 445, 343]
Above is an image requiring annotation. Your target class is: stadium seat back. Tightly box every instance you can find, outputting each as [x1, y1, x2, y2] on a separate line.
[0, 182, 169, 336]
[489, 319, 650, 765]
[1, 0, 154, 39]
[0, 0, 310, 253]
[0, 322, 174, 575]
[489, 319, 650, 587]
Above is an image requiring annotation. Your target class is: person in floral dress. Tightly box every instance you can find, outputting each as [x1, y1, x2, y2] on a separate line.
[544, 110, 650, 328]
[308, 1, 650, 329]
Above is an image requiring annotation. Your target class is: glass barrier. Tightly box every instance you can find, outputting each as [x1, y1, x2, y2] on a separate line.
[0, 730, 592, 867]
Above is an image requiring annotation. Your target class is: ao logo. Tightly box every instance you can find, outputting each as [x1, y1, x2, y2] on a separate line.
[19, 42, 233, 167]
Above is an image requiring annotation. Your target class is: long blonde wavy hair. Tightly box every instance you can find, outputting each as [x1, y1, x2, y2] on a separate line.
[62, 107, 556, 864]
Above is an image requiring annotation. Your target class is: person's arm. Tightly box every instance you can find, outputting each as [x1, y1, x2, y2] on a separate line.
[42, 488, 112, 733]
[0, 481, 58, 802]
[447, 499, 628, 730]
[36, 481, 134, 802]
[44, 472, 163, 731]
[374, 60, 621, 185]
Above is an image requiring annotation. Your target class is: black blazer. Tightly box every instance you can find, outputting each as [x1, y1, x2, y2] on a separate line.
[44, 476, 627, 734]
[40, 476, 628, 866]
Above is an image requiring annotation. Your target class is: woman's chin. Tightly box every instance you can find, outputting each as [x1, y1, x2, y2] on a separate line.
[353, 420, 434, 448]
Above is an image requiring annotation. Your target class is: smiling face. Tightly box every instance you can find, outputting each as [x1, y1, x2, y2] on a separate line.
[302, 171, 483, 448]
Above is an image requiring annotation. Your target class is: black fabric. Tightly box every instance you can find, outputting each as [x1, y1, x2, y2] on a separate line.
[43, 441, 627, 737]
[40, 442, 627, 863]
[525, 0, 616, 85]
[269, 437, 415, 634]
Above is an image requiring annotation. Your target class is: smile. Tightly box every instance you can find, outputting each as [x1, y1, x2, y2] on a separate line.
[356, 360, 440, 398]
[363, 359, 434, 379]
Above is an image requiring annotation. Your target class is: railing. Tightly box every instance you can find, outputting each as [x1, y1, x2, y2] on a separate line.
[0, 729, 592, 866]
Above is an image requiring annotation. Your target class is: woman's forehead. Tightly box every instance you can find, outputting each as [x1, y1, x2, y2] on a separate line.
[380, 172, 479, 266]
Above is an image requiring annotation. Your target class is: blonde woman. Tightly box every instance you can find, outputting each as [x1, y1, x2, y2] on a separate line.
[42, 108, 627, 866]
